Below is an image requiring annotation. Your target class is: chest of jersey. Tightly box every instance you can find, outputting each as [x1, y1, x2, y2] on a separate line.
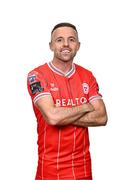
[47, 71, 89, 107]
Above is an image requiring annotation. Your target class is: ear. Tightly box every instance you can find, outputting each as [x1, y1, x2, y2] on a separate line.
[49, 42, 54, 51]
[77, 42, 80, 51]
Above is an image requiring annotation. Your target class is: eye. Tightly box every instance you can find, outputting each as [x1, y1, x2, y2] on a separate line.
[56, 38, 63, 42]
[69, 38, 76, 42]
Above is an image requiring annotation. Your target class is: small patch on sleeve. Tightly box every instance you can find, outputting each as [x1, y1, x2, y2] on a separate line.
[30, 82, 44, 94]
[28, 74, 36, 84]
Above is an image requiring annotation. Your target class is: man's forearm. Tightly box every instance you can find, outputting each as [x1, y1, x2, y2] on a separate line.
[73, 110, 107, 127]
[48, 103, 94, 125]
[35, 96, 94, 126]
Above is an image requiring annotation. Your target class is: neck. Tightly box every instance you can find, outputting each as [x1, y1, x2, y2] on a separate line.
[52, 59, 73, 74]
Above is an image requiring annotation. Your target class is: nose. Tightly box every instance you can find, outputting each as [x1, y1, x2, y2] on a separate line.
[63, 39, 69, 46]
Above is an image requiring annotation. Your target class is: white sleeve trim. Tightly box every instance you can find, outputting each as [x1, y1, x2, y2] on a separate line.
[33, 92, 51, 104]
[89, 95, 102, 102]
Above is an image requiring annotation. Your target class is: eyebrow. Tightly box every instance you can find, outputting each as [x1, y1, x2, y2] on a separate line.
[55, 36, 63, 39]
[55, 36, 77, 40]
[68, 36, 77, 39]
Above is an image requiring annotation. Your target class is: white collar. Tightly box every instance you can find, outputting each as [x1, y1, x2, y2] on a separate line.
[47, 61, 76, 78]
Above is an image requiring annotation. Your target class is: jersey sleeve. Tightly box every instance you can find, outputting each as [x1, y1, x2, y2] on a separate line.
[27, 70, 51, 104]
[88, 73, 102, 102]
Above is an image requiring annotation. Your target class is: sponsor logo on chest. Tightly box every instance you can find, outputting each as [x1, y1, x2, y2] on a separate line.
[56, 97, 87, 107]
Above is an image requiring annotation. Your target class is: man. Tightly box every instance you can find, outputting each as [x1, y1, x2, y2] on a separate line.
[27, 22, 108, 180]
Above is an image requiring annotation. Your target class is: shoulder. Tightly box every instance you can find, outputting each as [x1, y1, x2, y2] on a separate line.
[27, 63, 50, 87]
[75, 64, 93, 77]
[28, 63, 48, 76]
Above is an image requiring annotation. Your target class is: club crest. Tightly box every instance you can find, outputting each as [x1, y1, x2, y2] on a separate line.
[82, 83, 89, 94]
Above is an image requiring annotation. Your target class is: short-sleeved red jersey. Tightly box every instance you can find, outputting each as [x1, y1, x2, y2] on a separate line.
[27, 62, 102, 180]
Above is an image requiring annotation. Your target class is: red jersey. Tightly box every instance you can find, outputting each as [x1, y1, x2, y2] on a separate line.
[27, 62, 102, 180]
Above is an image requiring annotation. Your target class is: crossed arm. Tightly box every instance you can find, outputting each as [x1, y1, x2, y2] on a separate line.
[35, 96, 108, 127]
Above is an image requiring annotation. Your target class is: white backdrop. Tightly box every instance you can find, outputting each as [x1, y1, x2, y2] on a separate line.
[0, 0, 120, 179]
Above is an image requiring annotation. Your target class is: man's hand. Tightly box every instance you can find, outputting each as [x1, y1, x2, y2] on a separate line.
[73, 99, 108, 127]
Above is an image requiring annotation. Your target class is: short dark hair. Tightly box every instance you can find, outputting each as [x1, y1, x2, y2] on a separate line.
[51, 22, 78, 34]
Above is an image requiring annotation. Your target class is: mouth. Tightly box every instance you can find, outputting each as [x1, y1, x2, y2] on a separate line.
[61, 49, 71, 54]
